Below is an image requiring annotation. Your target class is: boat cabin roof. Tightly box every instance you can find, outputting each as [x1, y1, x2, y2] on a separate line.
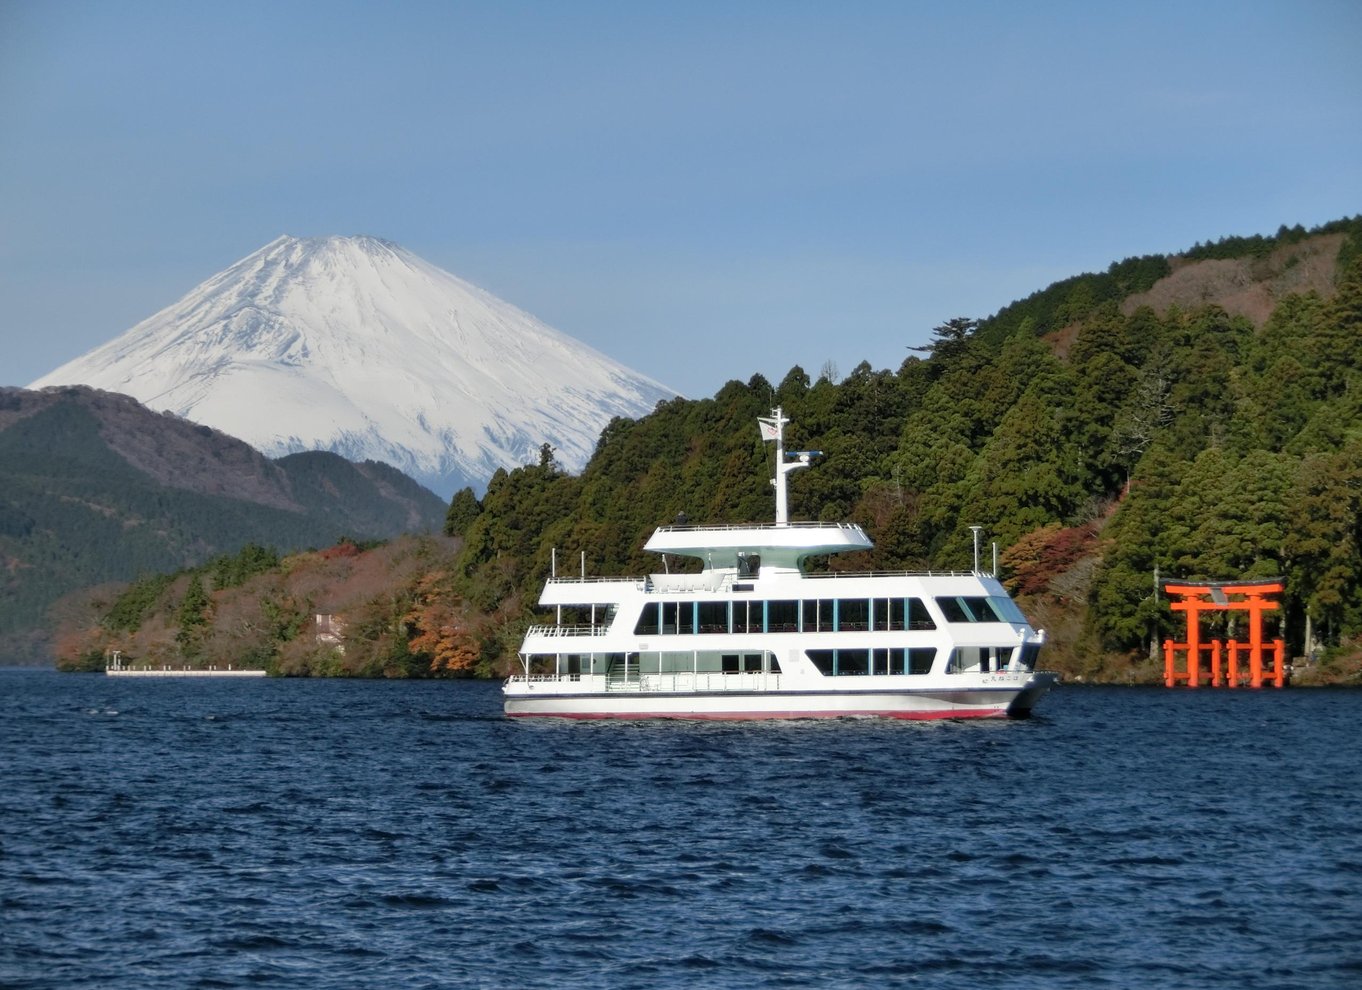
[644, 521, 872, 571]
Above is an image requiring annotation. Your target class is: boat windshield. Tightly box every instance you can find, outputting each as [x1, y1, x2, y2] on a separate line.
[935, 595, 1020, 623]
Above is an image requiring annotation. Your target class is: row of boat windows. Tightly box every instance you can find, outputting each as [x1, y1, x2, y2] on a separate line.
[809, 645, 1036, 676]
[531, 642, 1039, 678]
[807, 648, 937, 676]
[549, 652, 778, 676]
[633, 596, 1020, 636]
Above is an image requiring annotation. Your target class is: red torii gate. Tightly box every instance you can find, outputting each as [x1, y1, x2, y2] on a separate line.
[1163, 581, 1286, 688]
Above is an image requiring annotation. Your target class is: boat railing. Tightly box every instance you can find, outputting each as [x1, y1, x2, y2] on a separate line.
[654, 521, 869, 536]
[606, 671, 784, 693]
[506, 671, 784, 692]
[546, 576, 647, 588]
[525, 624, 606, 638]
[646, 572, 728, 594]
[805, 569, 981, 579]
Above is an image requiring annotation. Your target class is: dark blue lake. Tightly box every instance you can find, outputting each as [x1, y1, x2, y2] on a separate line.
[2, 669, 1359, 989]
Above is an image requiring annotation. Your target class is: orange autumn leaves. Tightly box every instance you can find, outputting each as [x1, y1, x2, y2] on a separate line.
[404, 572, 481, 674]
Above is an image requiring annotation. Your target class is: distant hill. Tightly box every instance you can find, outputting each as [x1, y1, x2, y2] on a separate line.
[0, 386, 446, 663]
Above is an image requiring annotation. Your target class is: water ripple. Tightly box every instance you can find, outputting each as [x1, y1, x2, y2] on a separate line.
[4, 672, 1362, 989]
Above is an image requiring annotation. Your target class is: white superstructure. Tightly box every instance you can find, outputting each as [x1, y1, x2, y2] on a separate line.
[503, 408, 1056, 719]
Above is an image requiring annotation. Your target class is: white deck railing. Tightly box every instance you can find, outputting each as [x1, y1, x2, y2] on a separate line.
[506, 671, 784, 693]
[525, 624, 608, 638]
[805, 569, 982, 579]
[546, 576, 648, 588]
[654, 521, 867, 535]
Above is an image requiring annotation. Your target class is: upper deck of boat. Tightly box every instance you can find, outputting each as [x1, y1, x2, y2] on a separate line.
[644, 520, 872, 559]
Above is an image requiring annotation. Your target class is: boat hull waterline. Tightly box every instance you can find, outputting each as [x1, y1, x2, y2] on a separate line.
[506, 671, 1057, 720]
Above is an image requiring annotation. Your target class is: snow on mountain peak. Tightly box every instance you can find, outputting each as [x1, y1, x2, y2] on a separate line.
[31, 235, 678, 496]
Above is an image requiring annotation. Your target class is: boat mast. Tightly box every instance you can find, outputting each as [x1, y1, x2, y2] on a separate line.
[760, 406, 815, 527]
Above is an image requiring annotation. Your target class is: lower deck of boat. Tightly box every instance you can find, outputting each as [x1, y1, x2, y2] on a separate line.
[503, 670, 1057, 720]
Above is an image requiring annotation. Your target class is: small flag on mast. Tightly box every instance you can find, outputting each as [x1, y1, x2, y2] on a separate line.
[759, 419, 779, 441]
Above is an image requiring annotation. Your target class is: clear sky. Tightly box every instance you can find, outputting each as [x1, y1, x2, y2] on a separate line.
[2, 0, 1359, 398]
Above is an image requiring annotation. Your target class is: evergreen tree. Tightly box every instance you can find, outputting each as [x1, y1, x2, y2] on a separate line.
[1089, 448, 1186, 649]
[444, 487, 482, 537]
[176, 574, 210, 658]
[911, 317, 978, 367]
[1284, 440, 1362, 645]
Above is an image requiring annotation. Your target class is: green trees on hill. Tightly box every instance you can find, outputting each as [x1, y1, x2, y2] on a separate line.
[448, 223, 1362, 671]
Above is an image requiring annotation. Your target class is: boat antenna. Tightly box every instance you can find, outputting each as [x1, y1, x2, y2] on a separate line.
[759, 406, 817, 526]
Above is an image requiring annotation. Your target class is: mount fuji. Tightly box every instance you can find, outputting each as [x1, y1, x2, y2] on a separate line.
[30, 235, 677, 497]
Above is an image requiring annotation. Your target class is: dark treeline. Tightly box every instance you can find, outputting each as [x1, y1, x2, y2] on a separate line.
[450, 218, 1362, 672]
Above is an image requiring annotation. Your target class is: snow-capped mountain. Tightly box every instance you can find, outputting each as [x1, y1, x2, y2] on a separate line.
[30, 235, 677, 496]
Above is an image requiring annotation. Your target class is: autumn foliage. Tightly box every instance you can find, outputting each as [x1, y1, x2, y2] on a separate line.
[404, 572, 480, 674]
[50, 534, 519, 678]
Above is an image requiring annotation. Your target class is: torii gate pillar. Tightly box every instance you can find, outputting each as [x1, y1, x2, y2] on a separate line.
[1162, 581, 1285, 689]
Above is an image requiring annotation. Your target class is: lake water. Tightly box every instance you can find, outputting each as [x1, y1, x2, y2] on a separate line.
[2, 669, 1360, 989]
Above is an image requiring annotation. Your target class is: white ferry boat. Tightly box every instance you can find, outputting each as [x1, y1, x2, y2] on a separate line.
[503, 408, 1057, 720]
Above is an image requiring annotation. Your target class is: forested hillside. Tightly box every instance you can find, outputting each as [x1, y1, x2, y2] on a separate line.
[51, 218, 1362, 682]
[450, 218, 1362, 678]
[1, 387, 446, 663]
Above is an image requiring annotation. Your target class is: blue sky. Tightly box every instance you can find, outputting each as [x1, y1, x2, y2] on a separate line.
[2, 0, 1359, 397]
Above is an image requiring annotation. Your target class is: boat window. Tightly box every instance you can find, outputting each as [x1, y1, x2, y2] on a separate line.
[945, 646, 986, 673]
[801, 601, 814, 631]
[698, 601, 728, 634]
[935, 597, 970, 623]
[767, 600, 798, 632]
[805, 649, 869, 676]
[737, 552, 761, 578]
[634, 604, 659, 635]
[872, 648, 890, 675]
[722, 653, 740, 673]
[961, 597, 1005, 622]
[838, 649, 869, 675]
[744, 653, 763, 673]
[661, 601, 686, 634]
[908, 648, 935, 675]
[808, 650, 835, 675]
[908, 598, 936, 630]
[733, 600, 755, 634]
[861, 648, 937, 674]
[935, 596, 1006, 623]
[802, 600, 833, 632]
[872, 598, 891, 631]
[989, 596, 1027, 624]
[837, 599, 870, 632]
